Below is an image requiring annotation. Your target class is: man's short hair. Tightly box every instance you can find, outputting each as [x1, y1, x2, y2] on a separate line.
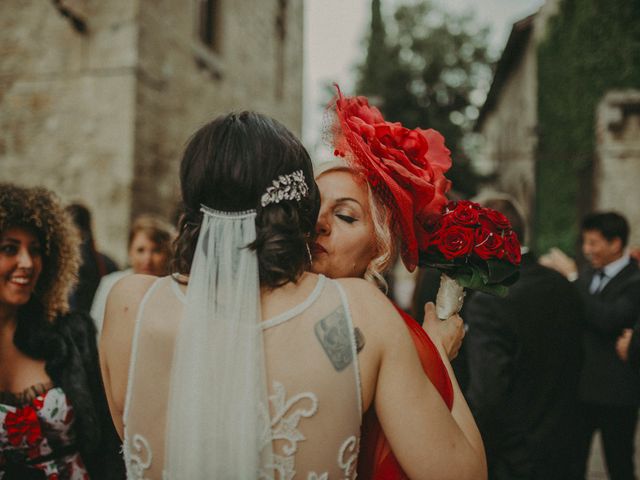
[581, 212, 629, 247]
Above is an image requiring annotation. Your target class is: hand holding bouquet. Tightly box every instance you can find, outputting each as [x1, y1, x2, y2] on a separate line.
[419, 200, 521, 319]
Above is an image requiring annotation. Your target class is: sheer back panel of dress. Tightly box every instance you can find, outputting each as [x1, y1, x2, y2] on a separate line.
[261, 276, 362, 478]
[123, 275, 362, 479]
[123, 278, 180, 479]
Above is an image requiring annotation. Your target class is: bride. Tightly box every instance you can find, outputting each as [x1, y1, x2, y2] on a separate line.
[98, 111, 486, 479]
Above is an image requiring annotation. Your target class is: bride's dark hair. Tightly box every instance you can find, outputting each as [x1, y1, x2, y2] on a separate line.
[173, 111, 319, 288]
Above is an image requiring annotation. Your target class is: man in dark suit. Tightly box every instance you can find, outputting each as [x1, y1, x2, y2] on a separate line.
[464, 195, 584, 480]
[542, 212, 640, 480]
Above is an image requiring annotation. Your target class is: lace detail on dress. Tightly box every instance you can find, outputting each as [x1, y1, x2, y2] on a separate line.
[260, 381, 320, 479]
[123, 433, 153, 480]
[338, 435, 359, 479]
[308, 473, 329, 480]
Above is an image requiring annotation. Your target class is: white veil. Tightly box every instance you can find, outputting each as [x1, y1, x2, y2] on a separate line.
[164, 206, 273, 478]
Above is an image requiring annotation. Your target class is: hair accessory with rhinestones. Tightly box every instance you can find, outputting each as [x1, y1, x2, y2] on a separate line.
[260, 170, 309, 207]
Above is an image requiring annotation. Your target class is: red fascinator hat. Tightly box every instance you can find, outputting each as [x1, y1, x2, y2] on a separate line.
[330, 85, 452, 271]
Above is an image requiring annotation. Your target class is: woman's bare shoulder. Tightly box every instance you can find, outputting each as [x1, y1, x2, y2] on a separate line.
[334, 277, 404, 332]
[103, 274, 158, 334]
[110, 273, 158, 300]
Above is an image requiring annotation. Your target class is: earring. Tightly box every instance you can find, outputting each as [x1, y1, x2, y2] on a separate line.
[306, 243, 313, 265]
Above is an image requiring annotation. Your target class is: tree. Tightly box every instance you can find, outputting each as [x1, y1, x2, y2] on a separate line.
[356, 0, 495, 196]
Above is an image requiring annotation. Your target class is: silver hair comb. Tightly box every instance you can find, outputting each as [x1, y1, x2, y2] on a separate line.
[260, 170, 309, 207]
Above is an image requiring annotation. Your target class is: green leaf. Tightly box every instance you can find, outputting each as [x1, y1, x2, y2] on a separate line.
[486, 259, 519, 284]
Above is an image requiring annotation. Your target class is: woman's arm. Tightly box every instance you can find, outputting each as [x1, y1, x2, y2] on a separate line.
[342, 280, 487, 480]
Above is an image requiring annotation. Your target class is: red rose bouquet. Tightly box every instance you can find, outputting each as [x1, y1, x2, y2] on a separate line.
[419, 200, 521, 319]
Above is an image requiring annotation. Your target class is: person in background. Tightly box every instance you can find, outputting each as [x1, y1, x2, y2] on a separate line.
[0, 183, 124, 479]
[90, 215, 174, 336]
[463, 194, 584, 480]
[66, 203, 118, 313]
[541, 211, 640, 480]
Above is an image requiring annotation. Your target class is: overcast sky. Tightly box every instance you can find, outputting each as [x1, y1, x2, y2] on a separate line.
[302, 0, 545, 155]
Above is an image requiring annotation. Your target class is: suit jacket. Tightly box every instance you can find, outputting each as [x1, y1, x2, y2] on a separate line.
[464, 254, 584, 480]
[576, 259, 640, 406]
[627, 319, 640, 371]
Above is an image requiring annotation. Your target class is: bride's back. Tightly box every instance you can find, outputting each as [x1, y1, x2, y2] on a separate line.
[123, 272, 362, 479]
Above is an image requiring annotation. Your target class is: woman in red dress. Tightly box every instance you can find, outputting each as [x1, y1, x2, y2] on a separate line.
[311, 89, 470, 479]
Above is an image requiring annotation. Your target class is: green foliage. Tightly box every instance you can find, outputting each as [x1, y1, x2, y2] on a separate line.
[535, 0, 640, 254]
[356, 0, 495, 196]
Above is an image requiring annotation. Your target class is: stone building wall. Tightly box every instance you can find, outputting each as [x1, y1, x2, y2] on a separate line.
[132, 0, 304, 221]
[594, 90, 640, 245]
[475, 0, 560, 245]
[0, 0, 304, 264]
[0, 0, 139, 263]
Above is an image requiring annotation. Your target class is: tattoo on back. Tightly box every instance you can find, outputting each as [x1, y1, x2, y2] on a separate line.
[314, 307, 354, 371]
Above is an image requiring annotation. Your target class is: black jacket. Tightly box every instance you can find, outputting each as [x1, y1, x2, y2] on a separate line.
[464, 254, 584, 480]
[13, 309, 125, 480]
[576, 259, 640, 406]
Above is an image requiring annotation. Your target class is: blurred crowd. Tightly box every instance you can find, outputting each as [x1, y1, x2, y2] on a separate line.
[2, 177, 640, 480]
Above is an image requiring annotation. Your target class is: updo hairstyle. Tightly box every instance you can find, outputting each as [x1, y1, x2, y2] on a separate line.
[173, 112, 320, 288]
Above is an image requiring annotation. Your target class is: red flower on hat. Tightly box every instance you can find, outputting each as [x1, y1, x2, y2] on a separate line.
[332, 86, 452, 270]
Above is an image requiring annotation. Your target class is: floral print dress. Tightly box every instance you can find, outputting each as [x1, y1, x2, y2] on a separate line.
[0, 383, 89, 479]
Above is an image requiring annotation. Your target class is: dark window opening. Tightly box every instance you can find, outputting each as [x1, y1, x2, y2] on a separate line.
[199, 0, 221, 53]
[275, 0, 288, 99]
[51, 0, 88, 34]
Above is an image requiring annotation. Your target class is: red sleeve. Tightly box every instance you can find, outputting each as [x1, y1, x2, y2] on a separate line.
[394, 305, 454, 410]
[357, 306, 454, 479]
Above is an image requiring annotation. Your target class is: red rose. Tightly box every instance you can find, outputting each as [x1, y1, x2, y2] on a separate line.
[5, 406, 42, 447]
[447, 200, 481, 212]
[436, 225, 474, 260]
[480, 208, 511, 232]
[333, 86, 452, 270]
[450, 203, 480, 227]
[504, 231, 522, 265]
[474, 228, 504, 260]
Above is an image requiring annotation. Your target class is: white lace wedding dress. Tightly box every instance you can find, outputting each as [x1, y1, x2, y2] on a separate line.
[122, 274, 362, 479]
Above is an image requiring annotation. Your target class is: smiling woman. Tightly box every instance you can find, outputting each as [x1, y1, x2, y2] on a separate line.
[0, 227, 43, 308]
[0, 183, 124, 480]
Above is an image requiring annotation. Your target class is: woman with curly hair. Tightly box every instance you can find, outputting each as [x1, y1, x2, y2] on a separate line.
[0, 183, 124, 479]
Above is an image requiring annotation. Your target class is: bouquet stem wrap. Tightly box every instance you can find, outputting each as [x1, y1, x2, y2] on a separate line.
[436, 274, 465, 320]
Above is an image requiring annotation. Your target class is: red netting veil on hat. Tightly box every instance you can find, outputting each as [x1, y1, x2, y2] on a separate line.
[329, 85, 452, 271]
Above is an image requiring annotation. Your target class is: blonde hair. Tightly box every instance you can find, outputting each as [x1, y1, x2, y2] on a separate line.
[129, 215, 175, 252]
[314, 160, 398, 292]
[364, 185, 398, 292]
